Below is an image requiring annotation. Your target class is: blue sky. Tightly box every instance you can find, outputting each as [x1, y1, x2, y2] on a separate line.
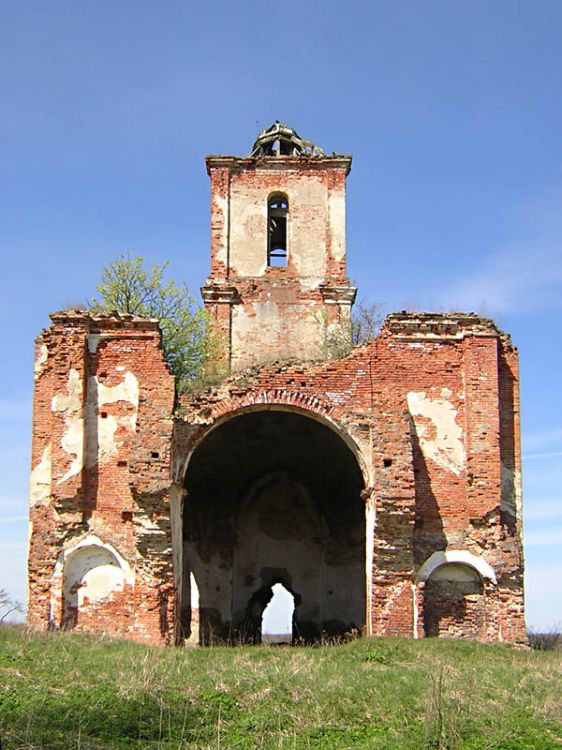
[1, 1, 560, 630]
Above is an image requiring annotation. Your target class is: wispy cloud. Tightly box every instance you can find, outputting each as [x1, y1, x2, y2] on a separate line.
[0, 516, 27, 524]
[0, 496, 28, 515]
[436, 243, 562, 315]
[524, 451, 562, 460]
[524, 527, 562, 546]
[523, 427, 562, 451]
[524, 497, 562, 522]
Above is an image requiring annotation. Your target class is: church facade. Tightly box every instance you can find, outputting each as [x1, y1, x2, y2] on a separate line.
[27, 124, 526, 645]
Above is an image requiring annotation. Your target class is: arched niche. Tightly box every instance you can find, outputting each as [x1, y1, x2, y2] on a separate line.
[417, 552, 494, 639]
[54, 535, 133, 629]
[182, 408, 366, 644]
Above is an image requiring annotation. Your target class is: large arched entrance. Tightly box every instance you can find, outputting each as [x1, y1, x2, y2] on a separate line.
[181, 408, 366, 644]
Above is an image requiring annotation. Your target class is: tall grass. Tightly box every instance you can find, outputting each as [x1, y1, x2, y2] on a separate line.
[0, 626, 560, 749]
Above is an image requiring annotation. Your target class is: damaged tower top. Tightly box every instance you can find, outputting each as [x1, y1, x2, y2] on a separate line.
[204, 122, 355, 371]
[250, 121, 326, 157]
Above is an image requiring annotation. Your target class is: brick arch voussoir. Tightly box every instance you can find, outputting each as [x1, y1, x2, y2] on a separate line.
[209, 389, 334, 423]
[178, 389, 368, 488]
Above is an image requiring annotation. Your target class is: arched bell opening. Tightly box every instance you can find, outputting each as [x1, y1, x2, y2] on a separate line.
[181, 408, 365, 645]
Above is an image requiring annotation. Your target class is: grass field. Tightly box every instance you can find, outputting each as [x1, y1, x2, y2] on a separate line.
[0, 626, 560, 749]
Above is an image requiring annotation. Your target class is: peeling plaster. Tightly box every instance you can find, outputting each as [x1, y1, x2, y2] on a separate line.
[52, 369, 84, 484]
[65, 547, 126, 606]
[299, 276, 323, 292]
[134, 511, 164, 535]
[213, 192, 229, 268]
[29, 444, 52, 507]
[86, 372, 139, 467]
[190, 572, 200, 609]
[365, 493, 376, 636]
[34, 344, 48, 379]
[51, 534, 134, 622]
[412, 584, 418, 639]
[407, 390, 465, 475]
[416, 550, 496, 583]
[87, 334, 101, 354]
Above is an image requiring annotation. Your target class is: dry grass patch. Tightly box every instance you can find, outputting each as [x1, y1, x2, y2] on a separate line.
[0, 627, 560, 749]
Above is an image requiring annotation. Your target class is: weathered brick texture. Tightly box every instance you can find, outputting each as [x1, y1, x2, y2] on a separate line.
[28, 127, 525, 645]
[28, 313, 175, 643]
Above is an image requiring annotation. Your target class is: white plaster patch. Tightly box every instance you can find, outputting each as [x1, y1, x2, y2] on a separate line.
[29, 444, 52, 507]
[365, 494, 376, 637]
[190, 572, 200, 609]
[416, 550, 496, 583]
[500, 462, 521, 518]
[86, 372, 139, 467]
[213, 192, 229, 268]
[52, 368, 82, 413]
[64, 546, 126, 606]
[34, 344, 48, 379]
[50, 534, 134, 623]
[134, 511, 163, 535]
[407, 391, 466, 475]
[52, 369, 84, 484]
[430, 563, 480, 582]
[88, 334, 101, 354]
[299, 276, 323, 292]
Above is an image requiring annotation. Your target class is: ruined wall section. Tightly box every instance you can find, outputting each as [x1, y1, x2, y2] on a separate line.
[28, 312, 175, 644]
[374, 313, 525, 641]
[176, 346, 417, 639]
[203, 156, 355, 371]
[176, 312, 525, 643]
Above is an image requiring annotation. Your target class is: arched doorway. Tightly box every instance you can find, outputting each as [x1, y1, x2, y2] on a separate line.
[181, 409, 365, 644]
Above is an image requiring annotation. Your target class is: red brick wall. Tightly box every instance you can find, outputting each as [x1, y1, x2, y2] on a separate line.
[28, 311, 525, 644]
[28, 312, 175, 644]
[203, 156, 356, 370]
[177, 312, 525, 643]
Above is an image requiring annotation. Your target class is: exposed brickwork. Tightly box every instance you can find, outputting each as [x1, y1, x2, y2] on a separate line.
[28, 312, 176, 644]
[27, 127, 525, 645]
[203, 155, 356, 371]
[173, 315, 525, 643]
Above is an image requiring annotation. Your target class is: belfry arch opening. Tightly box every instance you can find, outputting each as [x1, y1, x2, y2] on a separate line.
[267, 194, 288, 266]
[181, 409, 366, 645]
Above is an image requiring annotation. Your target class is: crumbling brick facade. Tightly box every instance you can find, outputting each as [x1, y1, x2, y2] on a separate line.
[28, 124, 525, 645]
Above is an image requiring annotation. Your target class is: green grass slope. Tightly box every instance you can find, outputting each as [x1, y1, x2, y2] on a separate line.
[0, 626, 560, 749]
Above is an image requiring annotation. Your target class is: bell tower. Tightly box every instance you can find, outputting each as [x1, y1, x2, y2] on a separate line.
[202, 123, 356, 371]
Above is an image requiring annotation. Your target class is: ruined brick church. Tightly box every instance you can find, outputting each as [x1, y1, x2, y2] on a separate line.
[28, 124, 525, 645]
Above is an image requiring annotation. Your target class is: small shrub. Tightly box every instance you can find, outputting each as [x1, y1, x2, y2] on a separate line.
[364, 648, 388, 664]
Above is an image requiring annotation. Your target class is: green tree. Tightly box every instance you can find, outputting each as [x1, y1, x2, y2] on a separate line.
[90, 254, 220, 392]
[322, 300, 384, 359]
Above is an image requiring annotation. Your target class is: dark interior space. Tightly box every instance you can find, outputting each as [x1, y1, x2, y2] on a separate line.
[183, 409, 365, 644]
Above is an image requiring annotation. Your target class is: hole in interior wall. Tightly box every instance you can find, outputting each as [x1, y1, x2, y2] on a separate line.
[262, 583, 294, 645]
[151, 451, 160, 459]
[383, 458, 392, 467]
